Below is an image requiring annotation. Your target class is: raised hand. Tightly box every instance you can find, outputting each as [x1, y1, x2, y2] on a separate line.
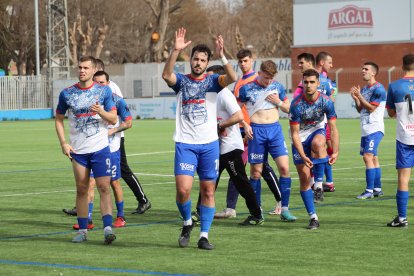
[174, 27, 192, 51]
[215, 34, 224, 58]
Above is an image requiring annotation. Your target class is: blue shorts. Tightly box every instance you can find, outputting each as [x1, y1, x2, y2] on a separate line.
[360, 131, 384, 156]
[90, 150, 121, 180]
[396, 140, 414, 169]
[174, 140, 219, 180]
[248, 122, 288, 164]
[71, 146, 111, 178]
[292, 128, 326, 165]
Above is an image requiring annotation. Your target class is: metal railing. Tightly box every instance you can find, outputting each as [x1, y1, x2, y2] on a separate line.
[0, 76, 49, 110]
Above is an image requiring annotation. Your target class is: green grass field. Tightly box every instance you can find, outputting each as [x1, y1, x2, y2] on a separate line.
[0, 118, 413, 276]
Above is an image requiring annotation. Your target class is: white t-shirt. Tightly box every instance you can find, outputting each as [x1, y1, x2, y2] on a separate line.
[217, 88, 244, 155]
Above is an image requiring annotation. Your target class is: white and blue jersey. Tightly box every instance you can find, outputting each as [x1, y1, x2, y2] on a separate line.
[360, 82, 386, 137]
[170, 73, 222, 144]
[386, 77, 414, 145]
[238, 79, 287, 117]
[289, 93, 337, 142]
[56, 82, 116, 154]
[108, 94, 132, 153]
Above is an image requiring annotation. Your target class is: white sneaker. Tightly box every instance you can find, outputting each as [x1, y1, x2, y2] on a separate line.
[268, 201, 282, 215]
[214, 208, 236, 219]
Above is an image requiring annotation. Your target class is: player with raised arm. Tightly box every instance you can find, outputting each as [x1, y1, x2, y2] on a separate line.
[350, 62, 386, 199]
[162, 28, 237, 250]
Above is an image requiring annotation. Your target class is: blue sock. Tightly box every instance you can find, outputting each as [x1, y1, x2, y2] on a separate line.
[77, 217, 88, 230]
[396, 190, 409, 218]
[176, 200, 192, 221]
[374, 167, 382, 189]
[325, 163, 333, 183]
[88, 202, 94, 222]
[102, 214, 112, 228]
[365, 168, 375, 191]
[280, 177, 291, 208]
[300, 189, 316, 215]
[116, 201, 124, 218]
[312, 157, 328, 183]
[250, 178, 261, 206]
[199, 205, 215, 233]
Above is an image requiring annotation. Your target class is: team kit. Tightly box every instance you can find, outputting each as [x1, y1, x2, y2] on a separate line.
[56, 28, 414, 249]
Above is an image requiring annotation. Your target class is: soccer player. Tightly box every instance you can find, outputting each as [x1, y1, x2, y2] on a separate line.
[162, 28, 237, 250]
[385, 53, 414, 227]
[350, 62, 386, 199]
[215, 48, 283, 218]
[238, 60, 296, 222]
[290, 69, 339, 229]
[55, 56, 117, 244]
[198, 65, 263, 226]
[293, 53, 316, 98]
[315, 51, 337, 193]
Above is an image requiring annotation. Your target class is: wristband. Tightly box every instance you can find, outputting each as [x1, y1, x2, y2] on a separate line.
[221, 55, 228, 66]
[277, 101, 284, 108]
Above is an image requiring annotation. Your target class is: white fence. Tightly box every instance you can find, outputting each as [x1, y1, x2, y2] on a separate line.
[0, 76, 49, 110]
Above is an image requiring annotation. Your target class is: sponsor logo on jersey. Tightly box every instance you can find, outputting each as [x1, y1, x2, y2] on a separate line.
[328, 5, 373, 30]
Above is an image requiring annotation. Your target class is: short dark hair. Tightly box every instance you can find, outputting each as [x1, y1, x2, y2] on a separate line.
[402, 54, 414, 71]
[302, 69, 319, 79]
[260, 60, 277, 76]
[94, 70, 109, 81]
[316, 51, 332, 64]
[364, 61, 379, 75]
[191, 44, 212, 61]
[95, 58, 105, 70]
[236, 49, 253, 60]
[297, 53, 315, 67]
[206, 65, 225, 75]
[79, 56, 97, 68]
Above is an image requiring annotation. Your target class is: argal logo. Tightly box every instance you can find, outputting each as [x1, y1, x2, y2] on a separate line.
[328, 5, 373, 29]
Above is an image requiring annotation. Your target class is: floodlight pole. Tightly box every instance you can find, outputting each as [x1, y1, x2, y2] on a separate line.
[34, 0, 41, 75]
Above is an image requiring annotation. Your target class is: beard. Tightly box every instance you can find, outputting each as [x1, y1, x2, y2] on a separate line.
[191, 66, 206, 77]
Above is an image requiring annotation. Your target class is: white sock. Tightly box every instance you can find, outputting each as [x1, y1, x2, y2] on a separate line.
[104, 226, 113, 235]
[200, 232, 208, 239]
[315, 182, 323, 190]
[374, 188, 382, 192]
[310, 213, 318, 220]
[281, 206, 289, 212]
[79, 229, 87, 235]
[183, 218, 192, 226]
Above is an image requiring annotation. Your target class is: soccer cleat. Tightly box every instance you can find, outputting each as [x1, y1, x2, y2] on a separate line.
[314, 188, 324, 203]
[214, 208, 236, 219]
[73, 221, 95, 230]
[113, 217, 126, 228]
[63, 206, 77, 216]
[373, 190, 384, 197]
[191, 211, 200, 225]
[239, 215, 264, 226]
[178, 223, 194, 248]
[268, 201, 282, 215]
[280, 210, 297, 222]
[104, 233, 116, 245]
[72, 232, 87, 243]
[307, 218, 320, 230]
[323, 183, 335, 192]
[197, 237, 214, 250]
[132, 201, 151, 214]
[387, 216, 408, 227]
[356, 191, 374, 199]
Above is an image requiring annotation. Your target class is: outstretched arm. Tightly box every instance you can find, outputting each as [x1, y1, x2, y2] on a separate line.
[216, 35, 237, 87]
[162, 28, 192, 86]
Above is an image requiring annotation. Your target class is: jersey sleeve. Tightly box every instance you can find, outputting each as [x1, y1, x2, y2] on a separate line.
[386, 84, 396, 110]
[103, 86, 116, 112]
[117, 98, 132, 122]
[289, 101, 301, 125]
[169, 73, 183, 94]
[325, 99, 337, 120]
[56, 90, 69, 115]
[278, 84, 287, 101]
[371, 85, 387, 105]
[222, 89, 241, 115]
